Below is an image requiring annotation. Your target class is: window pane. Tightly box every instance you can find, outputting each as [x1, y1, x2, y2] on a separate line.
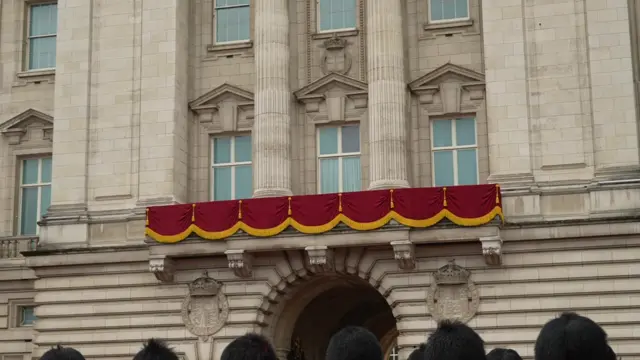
[237, 6, 250, 41]
[442, 0, 456, 19]
[319, 127, 339, 155]
[22, 159, 39, 185]
[342, 156, 361, 192]
[213, 137, 232, 164]
[455, 118, 476, 146]
[21, 307, 36, 326]
[344, 0, 356, 28]
[433, 151, 454, 186]
[432, 120, 453, 147]
[341, 125, 360, 153]
[319, 158, 339, 194]
[20, 187, 39, 235]
[29, 36, 56, 70]
[234, 165, 253, 199]
[216, 8, 229, 42]
[216, 0, 228, 6]
[213, 167, 232, 200]
[30, 4, 57, 37]
[430, 0, 443, 21]
[41, 158, 52, 183]
[237, 0, 250, 5]
[319, 0, 332, 31]
[40, 185, 51, 217]
[455, 0, 468, 18]
[457, 149, 478, 185]
[234, 136, 252, 162]
[216, 6, 249, 43]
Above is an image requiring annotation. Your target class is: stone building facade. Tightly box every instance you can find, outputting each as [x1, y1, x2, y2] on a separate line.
[0, 0, 640, 360]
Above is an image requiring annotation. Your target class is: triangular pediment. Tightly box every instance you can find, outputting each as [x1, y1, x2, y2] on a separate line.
[189, 83, 254, 113]
[409, 63, 484, 91]
[0, 108, 53, 145]
[0, 108, 53, 131]
[294, 73, 368, 100]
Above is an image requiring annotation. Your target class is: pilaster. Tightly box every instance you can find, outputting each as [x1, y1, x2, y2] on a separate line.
[366, 0, 410, 190]
[252, 0, 292, 198]
[40, 0, 94, 246]
[137, 0, 190, 204]
[481, 0, 534, 185]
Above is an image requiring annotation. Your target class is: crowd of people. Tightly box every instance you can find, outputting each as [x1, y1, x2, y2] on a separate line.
[39, 312, 617, 360]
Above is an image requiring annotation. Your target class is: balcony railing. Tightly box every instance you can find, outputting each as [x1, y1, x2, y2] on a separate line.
[0, 236, 38, 259]
[145, 184, 503, 243]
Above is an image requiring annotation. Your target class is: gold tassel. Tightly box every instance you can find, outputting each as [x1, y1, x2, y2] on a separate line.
[288, 197, 292, 216]
[145, 208, 149, 226]
[238, 200, 243, 219]
[191, 203, 196, 222]
[390, 189, 395, 209]
[495, 184, 500, 204]
[443, 187, 448, 207]
[338, 193, 343, 213]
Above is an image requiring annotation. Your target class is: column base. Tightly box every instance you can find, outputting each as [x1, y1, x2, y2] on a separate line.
[38, 203, 90, 248]
[253, 188, 293, 198]
[368, 179, 410, 191]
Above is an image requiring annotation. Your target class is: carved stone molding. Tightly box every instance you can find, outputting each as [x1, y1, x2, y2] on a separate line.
[149, 255, 175, 283]
[408, 63, 485, 116]
[305, 245, 334, 272]
[426, 260, 479, 323]
[479, 235, 503, 266]
[189, 83, 255, 133]
[0, 108, 54, 145]
[182, 272, 229, 341]
[390, 240, 416, 270]
[225, 249, 253, 278]
[294, 72, 368, 115]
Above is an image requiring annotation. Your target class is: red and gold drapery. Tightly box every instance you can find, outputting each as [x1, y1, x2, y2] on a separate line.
[145, 184, 503, 243]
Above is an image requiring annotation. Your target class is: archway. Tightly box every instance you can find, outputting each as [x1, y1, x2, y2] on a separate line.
[271, 274, 397, 360]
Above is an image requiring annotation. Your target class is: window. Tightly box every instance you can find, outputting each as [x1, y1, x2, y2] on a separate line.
[18, 157, 52, 235]
[317, 125, 361, 194]
[19, 306, 36, 326]
[431, 118, 478, 186]
[214, 0, 250, 43]
[27, 3, 58, 70]
[318, 0, 356, 32]
[388, 346, 399, 360]
[211, 135, 252, 200]
[429, 0, 469, 22]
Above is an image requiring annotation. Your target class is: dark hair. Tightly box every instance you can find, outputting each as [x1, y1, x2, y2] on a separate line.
[486, 348, 522, 360]
[133, 339, 180, 360]
[221, 333, 277, 360]
[325, 326, 382, 360]
[423, 320, 486, 360]
[534, 312, 616, 360]
[40, 345, 86, 360]
[408, 344, 426, 360]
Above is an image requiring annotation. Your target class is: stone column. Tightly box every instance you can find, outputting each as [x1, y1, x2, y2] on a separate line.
[367, 0, 410, 190]
[252, 0, 292, 198]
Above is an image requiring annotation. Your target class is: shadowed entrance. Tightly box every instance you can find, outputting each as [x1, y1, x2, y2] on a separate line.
[272, 275, 396, 360]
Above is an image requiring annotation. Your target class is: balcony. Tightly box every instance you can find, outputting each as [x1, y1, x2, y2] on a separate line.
[145, 184, 502, 243]
[0, 236, 38, 259]
[144, 185, 504, 281]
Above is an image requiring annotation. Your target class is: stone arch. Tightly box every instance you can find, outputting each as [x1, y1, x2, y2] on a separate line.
[256, 247, 403, 358]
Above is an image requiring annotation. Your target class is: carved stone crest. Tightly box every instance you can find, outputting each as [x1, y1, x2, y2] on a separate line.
[426, 260, 479, 323]
[181, 272, 229, 341]
[320, 34, 352, 75]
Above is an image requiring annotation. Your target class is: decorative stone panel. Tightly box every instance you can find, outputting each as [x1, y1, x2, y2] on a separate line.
[0, 109, 54, 145]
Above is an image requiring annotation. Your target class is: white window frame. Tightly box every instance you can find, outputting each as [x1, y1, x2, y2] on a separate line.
[388, 346, 399, 360]
[428, 0, 470, 24]
[213, 0, 251, 45]
[316, 0, 357, 33]
[430, 118, 479, 186]
[316, 124, 361, 194]
[26, 1, 58, 71]
[211, 135, 252, 201]
[17, 157, 51, 236]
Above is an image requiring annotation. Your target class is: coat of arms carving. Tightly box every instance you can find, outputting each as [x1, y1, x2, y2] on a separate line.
[426, 260, 479, 323]
[181, 272, 229, 341]
[320, 34, 352, 75]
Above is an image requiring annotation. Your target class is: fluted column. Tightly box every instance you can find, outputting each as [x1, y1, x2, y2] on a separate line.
[253, 0, 292, 198]
[367, 0, 410, 190]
